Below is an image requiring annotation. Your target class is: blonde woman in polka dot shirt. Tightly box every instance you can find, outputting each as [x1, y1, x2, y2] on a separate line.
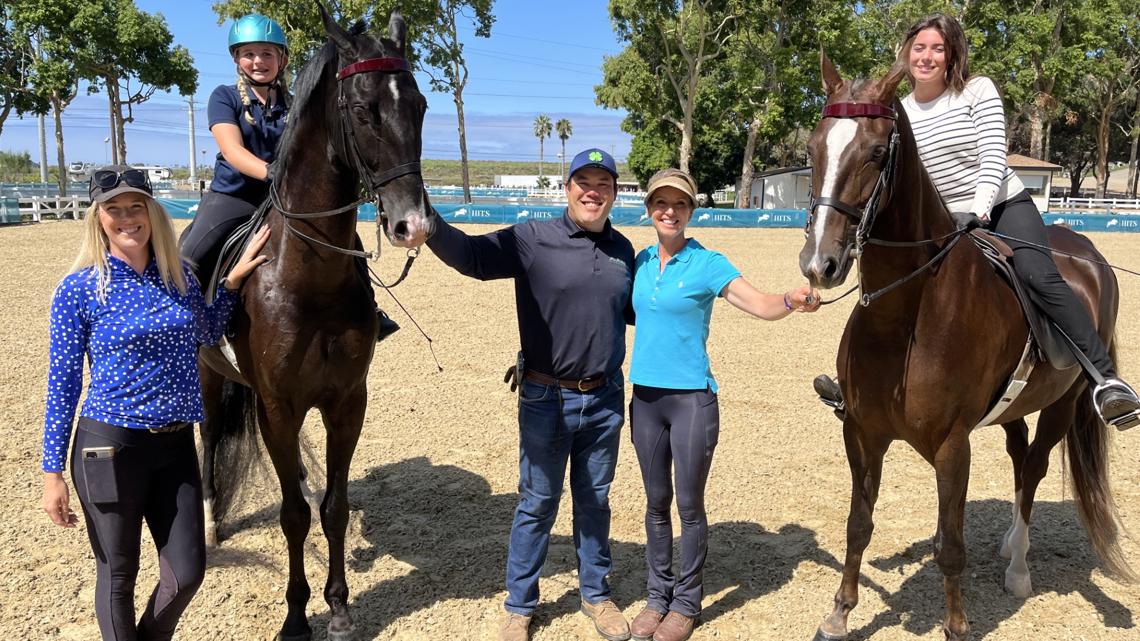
[40, 165, 269, 641]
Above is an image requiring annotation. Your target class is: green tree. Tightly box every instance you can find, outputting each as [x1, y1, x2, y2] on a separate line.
[214, 1, 496, 203]
[533, 114, 551, 182]
[555, 117, 572, 180]
[0, 6, 50, 138]
[599, 0, 736, 174]
[71, 0, 197, 164]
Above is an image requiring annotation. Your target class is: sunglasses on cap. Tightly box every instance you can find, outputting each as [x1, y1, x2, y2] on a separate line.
[89, 168, 152, 197]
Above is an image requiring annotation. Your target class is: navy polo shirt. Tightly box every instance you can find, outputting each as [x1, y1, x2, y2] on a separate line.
[629, 239, 740, 392]
[427, 212, 635, 380]
[207, 83, 287, 205]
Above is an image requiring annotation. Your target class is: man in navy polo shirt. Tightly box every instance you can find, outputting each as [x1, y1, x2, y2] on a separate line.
[400, 149, 634, 641]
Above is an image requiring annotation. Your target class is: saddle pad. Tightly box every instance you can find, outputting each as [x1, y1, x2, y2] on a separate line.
[970, 232, 1076, 370]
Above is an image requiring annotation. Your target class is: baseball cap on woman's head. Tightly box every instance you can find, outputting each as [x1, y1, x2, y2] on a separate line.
[89, 164, 154, 203]
[645, 168, 698, 206]
[568, 148, 619, 180]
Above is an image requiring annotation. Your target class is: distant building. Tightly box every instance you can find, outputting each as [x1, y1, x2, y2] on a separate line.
[741, 154, 1062, 212]
[494, 174, 564, 189]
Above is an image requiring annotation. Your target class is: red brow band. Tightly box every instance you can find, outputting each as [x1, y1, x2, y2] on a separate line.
[336, 57, 409, 79]
[822, 102, 897, 119]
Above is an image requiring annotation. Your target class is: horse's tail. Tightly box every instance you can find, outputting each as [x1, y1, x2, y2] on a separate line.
[209, 379, 262, 523]
[1065, 339, 1135, 581]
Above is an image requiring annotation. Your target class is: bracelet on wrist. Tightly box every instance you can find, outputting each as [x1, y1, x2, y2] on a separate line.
[783, 292, 794, 311]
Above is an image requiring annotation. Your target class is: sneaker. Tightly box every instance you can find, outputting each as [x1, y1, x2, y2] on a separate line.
[499, 612, 532, 641]
[652, 611, 696, 641]
[1094, 378, 1140, 431]
[580, 599, 631, 641]
[377, 309, 400, 342]
[630, 607, 665, 641]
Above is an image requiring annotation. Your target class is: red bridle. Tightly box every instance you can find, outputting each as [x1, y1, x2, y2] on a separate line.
[821, 102, 897, 120]
[336, 56, 409, 80]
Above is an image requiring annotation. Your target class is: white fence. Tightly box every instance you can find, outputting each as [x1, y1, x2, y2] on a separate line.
[2, 196, 91, 223]
[1048, 197, 1140, 213]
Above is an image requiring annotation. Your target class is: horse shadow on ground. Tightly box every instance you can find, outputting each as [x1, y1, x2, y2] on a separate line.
[215, 456, 840, 639]
[847, 497, 1134, 639]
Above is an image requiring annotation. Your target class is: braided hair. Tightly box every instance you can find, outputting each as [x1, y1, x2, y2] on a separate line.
[235, 64, 291, 125]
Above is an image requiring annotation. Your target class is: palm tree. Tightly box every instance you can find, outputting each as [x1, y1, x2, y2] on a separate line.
[555, 118, 573, 182]
[533, 114, 552, 184]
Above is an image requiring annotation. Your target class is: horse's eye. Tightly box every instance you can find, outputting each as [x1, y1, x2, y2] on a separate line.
[352, 104, 370, 125]
[870, 145, 887, 162]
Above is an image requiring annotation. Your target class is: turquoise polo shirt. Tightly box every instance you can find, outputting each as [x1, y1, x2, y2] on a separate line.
[629, 238, 741, 392]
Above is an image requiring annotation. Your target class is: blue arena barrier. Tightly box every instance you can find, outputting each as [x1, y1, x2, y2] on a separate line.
[155, 198, 1140, 232]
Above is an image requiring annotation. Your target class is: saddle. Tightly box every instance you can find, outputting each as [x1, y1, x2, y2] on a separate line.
[201, 198, 274, 305]
[969, 232, 1076, 371]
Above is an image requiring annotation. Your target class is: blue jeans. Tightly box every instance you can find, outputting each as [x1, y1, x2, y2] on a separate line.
[504, 374, 625, 615]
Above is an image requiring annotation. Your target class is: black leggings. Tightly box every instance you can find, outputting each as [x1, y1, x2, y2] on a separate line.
[179, 191, 257, 277]
[71, 419, 206, 641]
[630, 385, 719, 617]
[989, 191, 1115, 378]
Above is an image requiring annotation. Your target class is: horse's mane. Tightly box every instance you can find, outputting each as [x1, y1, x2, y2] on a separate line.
[274, 21, 370, 176]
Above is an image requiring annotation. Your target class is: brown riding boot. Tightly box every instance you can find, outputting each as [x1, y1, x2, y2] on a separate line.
[652, 611, 695, 641]
[630, 607, 666, 641]
[499, 612, 532, 641]
[580, 599, 631, 641]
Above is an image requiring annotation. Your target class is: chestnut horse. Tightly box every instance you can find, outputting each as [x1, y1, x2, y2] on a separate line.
[799, 52, 1132, 641]
[193, 6, 434, 641]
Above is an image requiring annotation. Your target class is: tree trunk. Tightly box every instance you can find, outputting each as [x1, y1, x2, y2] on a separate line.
[52, 93, 67, 196]
[1027, 103, 1045, 159]
[1127, 90, 1140, 198]
[679, 113, 693, 175]
[736, 115, 760, 208]
[0, 102, 11, 140]
[114, 84, 128, 164]
[1094, 103, 1112, 199]
[106, 83, 119, 165]
[1044, 121, 1052, 164]
[454, 90, 471, 203]
[538, 138, 544, 181]
[560, 139, 567, 182]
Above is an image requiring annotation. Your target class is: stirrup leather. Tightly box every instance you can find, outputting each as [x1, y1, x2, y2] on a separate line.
[1093, 379, 1140, 430]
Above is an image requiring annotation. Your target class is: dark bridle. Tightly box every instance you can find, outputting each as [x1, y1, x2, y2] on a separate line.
[271, 54, 423, 282]
[807, 101, 900, 256]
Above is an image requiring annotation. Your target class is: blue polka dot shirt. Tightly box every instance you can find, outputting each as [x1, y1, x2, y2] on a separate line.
[42, 255, 238, 472]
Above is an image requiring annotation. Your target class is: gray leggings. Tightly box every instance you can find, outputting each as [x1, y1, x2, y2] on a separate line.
[630, 384, 719, 617]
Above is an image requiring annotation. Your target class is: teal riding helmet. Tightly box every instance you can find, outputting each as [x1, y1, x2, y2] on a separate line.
[228, 14, 287, 55]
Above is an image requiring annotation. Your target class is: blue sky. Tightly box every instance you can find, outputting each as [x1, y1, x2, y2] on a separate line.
[2, 0, 632, 168]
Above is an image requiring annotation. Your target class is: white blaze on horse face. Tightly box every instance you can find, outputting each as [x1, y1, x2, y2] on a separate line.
[810, 119, 858, 261]
[388, 76, 400, 103]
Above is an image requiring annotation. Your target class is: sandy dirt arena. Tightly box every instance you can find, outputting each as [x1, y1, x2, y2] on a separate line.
[2, 219, 1139, 641]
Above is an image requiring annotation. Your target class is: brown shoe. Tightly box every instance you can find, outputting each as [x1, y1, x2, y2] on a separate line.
[652, 611, 695, 641]
[580, 599, 631, 641]
[630, 607, 666, 640]
[499, 612, 532, 641]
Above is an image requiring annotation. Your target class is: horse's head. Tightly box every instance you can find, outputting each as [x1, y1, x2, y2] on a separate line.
[320, 5, 435, 244]
[799, 51, 907, 289]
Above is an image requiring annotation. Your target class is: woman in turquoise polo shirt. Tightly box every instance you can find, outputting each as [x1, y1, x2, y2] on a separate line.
[627, 168, 820, 641]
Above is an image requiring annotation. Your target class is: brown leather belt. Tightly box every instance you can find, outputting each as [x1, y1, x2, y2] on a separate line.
[148, 421, 192, 434]
[524, 370, 606, 392]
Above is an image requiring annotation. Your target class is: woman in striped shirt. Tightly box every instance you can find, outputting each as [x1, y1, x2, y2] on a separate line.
[817, 13, 1140, 427]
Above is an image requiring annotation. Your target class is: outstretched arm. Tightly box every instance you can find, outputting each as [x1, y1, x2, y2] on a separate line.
[721, 277, 821, 320]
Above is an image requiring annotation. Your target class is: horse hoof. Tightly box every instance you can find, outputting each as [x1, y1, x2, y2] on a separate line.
[275, 631, 312, 641]
[813, 628, 845, 641]
[1004, 568, 1033, 598]
[327, 616, 355, 641]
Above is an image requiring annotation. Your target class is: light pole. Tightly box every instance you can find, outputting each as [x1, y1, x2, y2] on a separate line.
[103, 137, 110, 163]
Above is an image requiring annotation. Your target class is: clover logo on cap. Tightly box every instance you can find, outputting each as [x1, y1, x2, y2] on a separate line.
[589, 151, 603, 162]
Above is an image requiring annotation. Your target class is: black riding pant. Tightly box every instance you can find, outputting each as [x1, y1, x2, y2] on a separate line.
[71, 418, 206, 641]
[988, 191, 1115, 378]
[630, 385, 719, 617]
[179, 191, 257, 278]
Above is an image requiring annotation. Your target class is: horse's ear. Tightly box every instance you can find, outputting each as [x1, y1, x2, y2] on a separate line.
[318, 0, 355, 54]
[877, 61, 908, 104]
[388, 11, 407, 57]
[820, 48, 843, 97]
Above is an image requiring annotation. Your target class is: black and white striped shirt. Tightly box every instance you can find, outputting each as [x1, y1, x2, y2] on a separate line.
[902, 76, 1024, 217]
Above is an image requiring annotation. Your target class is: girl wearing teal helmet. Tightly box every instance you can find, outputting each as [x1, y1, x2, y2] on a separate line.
[181, 14, 399, 341]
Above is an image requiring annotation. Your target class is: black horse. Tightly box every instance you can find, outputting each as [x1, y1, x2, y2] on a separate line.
[195, 5, 434, 640]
